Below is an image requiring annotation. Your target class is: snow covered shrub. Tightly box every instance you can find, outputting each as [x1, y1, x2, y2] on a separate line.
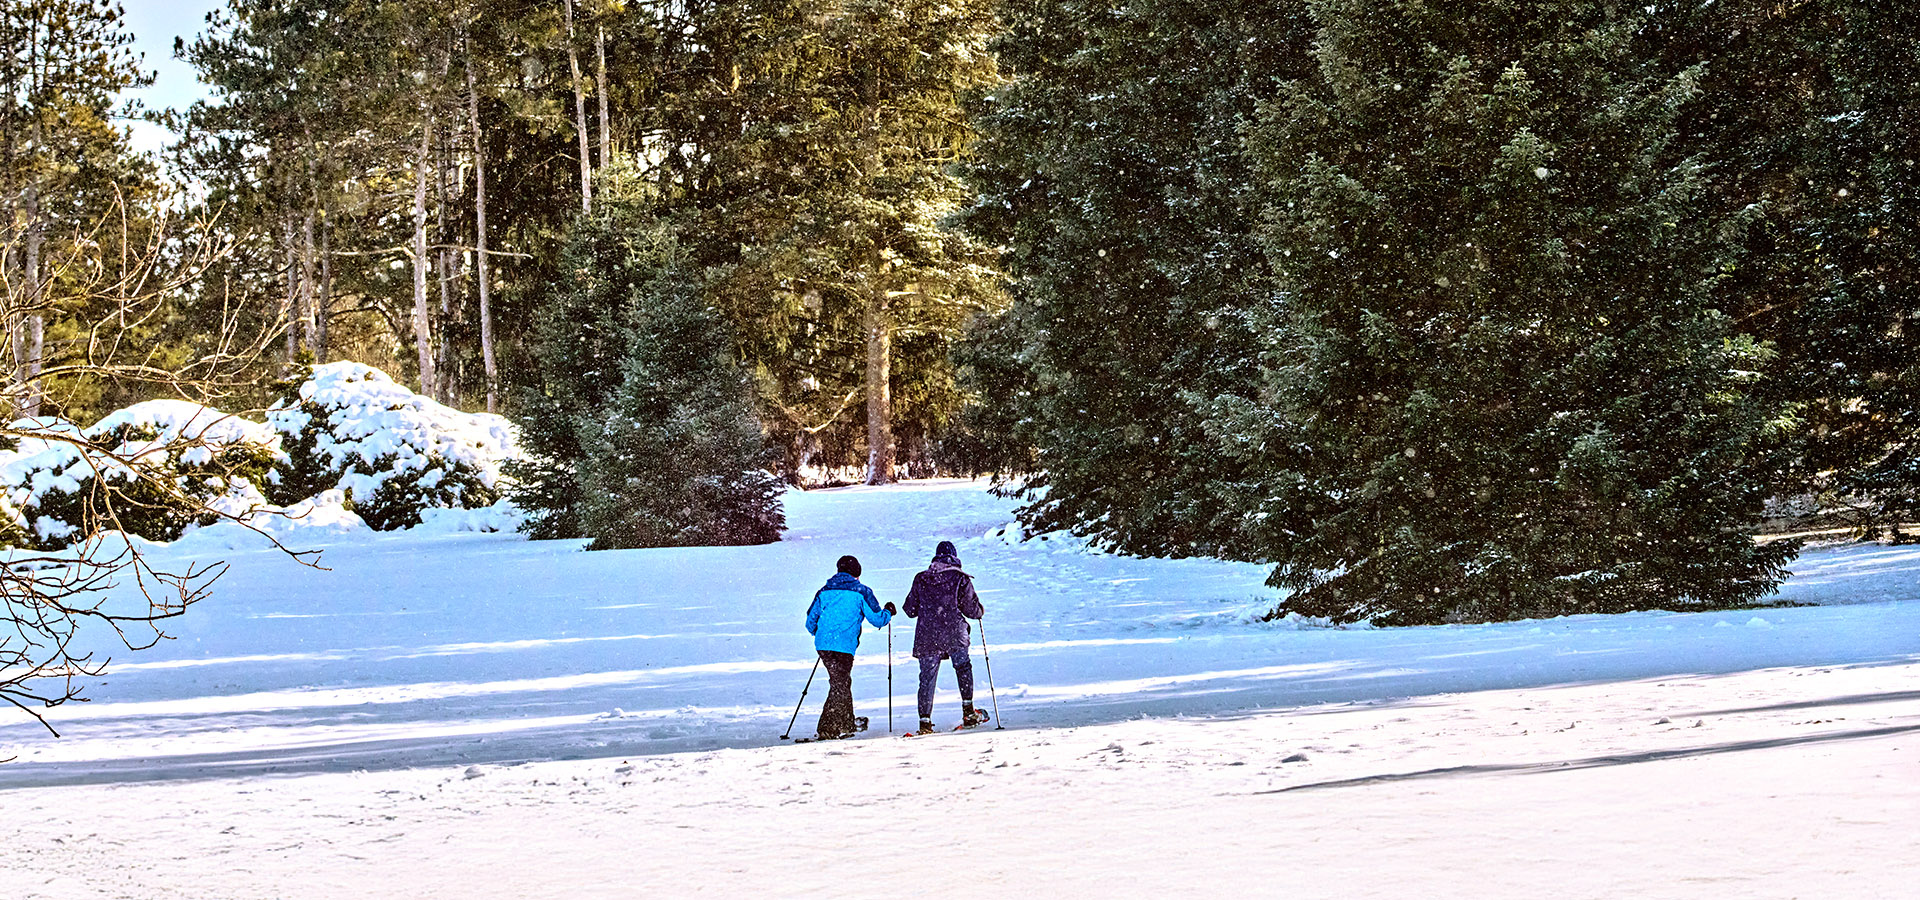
[266, 362, 520, 531]
[511, 203, 784, 548]
[0, 415, 84, 454]
[0, 402, 276, 549]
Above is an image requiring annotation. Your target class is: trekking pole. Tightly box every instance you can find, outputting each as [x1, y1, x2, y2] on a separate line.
[977, 616, 1005, 730]
[779, 657, 822, 740]
[887, 618, 894, 733]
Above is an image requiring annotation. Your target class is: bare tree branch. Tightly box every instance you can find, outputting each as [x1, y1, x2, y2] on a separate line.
[0, 194, 318, 736]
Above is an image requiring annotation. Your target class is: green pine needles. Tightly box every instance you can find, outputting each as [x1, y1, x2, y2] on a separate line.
[510, 194, 785, 550]
[1232, 0, 1795, 624]
[960, 0, 1313, 558]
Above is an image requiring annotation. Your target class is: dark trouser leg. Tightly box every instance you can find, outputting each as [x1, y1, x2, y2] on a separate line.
[815, 650, 855, 737]
[951, 651, 975, 704]
[917, 654, 942, 720]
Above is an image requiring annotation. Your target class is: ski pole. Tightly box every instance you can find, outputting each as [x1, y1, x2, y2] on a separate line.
[780, 656, 822, 740]
[887, 618, 894, 733]
[977, 615, 1004, 730]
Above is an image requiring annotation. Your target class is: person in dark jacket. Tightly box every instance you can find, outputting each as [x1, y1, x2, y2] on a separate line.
[902, 540, 986, 734]
[805, 555, 894, 740]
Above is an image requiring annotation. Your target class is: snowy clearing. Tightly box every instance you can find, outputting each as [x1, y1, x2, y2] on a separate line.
[2, 479, 1917, 897]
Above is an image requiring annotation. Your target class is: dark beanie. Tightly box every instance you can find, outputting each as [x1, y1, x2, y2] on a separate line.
[836, 555, 861, 577]
[933, 540, 959, 563]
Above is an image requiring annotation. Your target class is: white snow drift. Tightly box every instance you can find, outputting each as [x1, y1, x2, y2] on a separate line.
[0, 480, 1915, 898]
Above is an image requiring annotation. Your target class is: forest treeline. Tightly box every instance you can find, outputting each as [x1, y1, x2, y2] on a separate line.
[4, 0, 1916, 623]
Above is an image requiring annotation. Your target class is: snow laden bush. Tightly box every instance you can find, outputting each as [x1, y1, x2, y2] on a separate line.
[0, 403, 276, 549]
[511, 204, 784, 548]
[266, 363, 519, 531]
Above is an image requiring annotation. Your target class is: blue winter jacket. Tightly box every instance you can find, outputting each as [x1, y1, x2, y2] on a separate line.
[806, 572, 892, 654]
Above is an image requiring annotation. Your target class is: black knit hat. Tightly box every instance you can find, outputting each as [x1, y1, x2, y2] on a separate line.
[836, 555, 861, 577]
[933, 540, 959, 563]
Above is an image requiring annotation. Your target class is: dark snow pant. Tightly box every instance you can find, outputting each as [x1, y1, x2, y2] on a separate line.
[815, 650, 857, 738]
[917, 651, 974, 720]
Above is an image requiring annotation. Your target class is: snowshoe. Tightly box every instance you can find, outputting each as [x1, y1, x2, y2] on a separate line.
[902, 719, 938, 737]
[794, 731, 855, 744]
[956, 708, 990, 730]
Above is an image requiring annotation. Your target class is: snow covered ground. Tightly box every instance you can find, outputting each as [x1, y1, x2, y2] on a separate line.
[3, 479, 1917, 897]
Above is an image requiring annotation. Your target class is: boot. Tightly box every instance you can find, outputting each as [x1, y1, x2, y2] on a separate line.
[961, 703, 989, 728]
[916, 718, 937, 735]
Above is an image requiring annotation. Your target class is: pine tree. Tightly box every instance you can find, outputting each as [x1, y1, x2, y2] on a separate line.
[0, 0, 158, 421]
[1668, 0, 1920, 532]
[512, 190, 783, 548]
[507, 191, 659, 540]
[960, 0, 1312, 556]
[659, 0, 1002, 482]
[180, 0, 587, 409]
[1233, 0, 1794, 624]
[577, 290, 786, 548]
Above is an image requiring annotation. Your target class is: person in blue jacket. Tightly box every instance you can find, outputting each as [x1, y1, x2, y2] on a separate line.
[805, 555, 894, 740]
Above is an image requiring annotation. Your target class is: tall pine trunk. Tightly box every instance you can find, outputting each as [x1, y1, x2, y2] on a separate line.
[2, 59, 16, 419]
[317, 205, 331, 362]
[467, 53, 498, 413]
[2, 220, 15, 418]
[297, 127, 318, 358]
[435, 120, 457, 405]
[596, 25, 611, 170]
[863, 280, 893, 484]
[410, 114, 437, 398]
[17, 178, 43, 418]
[298, 204, 316, 356]
[566, 0, 591, 212]
[282, 213, 298, 363]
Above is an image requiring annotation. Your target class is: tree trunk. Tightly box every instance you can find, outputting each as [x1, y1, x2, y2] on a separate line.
[863, 281, 893, 485]
[411, 115, 437, 398]
[298, 204, 316, 357]
[23, 310, 40, 420]
[17, 179, 44, 418]
[1, 81, 15, 419]
[435, 119, 456, 405]
[297, 126, 319, 359]
[317, 203, 331, 362]
[7, 252, 22, 418]
[596, 25, 611, 170]
[2, 222, 16, 417]
[566, 0, 592, 213]
[282, 214, 299, 363]
[467, 53, 498, 414]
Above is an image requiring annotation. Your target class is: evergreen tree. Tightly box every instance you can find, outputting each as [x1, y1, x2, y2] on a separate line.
[0, 0, 163, 421]
[577, 294, 786, 549]
[658, 0, 1003, 482]
[960, 0, 1312, 556]
[180, 0, 588, 409]
[176, 0, 998, 475]
[1668, 0, 1920, 532]
[508, 192, 662, 540]
[1231, 0, 1794, 624]
[512, 190, 783, 548]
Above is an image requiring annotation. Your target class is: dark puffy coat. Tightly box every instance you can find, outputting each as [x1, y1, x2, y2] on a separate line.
[903, 554, 983, 659]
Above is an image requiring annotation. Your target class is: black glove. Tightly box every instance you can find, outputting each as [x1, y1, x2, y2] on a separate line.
[884, 602, 897, 614]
